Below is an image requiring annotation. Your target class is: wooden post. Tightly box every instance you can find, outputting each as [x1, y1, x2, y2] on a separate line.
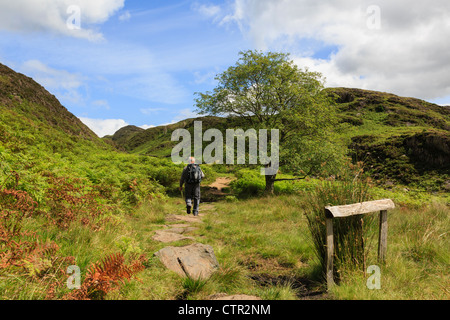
[378, 210, 388, 263]
[325, 216, 335, 290]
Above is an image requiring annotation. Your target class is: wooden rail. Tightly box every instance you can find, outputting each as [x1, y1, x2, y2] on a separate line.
[324, 199, 395, 290]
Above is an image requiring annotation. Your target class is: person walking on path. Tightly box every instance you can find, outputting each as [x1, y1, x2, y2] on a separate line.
[179, 157, 205, 216]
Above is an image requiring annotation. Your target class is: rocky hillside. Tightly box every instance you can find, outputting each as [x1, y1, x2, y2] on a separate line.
[327, 88, 449, 189]
[328, 87, 449, 130]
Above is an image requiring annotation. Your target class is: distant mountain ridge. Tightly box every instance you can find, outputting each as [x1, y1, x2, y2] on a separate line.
[109, 87, 449, 154]
[105, 125, 145, 148]
[106, 87, 450, 190]
[0, 61, 448, 191]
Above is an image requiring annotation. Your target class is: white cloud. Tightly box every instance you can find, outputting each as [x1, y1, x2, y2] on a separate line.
[19, 59, 86, 105]
[92, 99, 110, 110]
[430, 96, 450, 107]
[37, 40, 191, 105]
[226, 0, 450, 101]
[140, 108, 166, 115]
[79, 117, 129, 137]
[194, 3, 221, 18]
[140, 124, 156, 130]
[0, 0, 124, 41]
[172, 108, 199, 122]
[118, 10, 131, 22]
[117, 74, 189, 105]
[146, 108, 199, 128]
[193, 70, 217, 85]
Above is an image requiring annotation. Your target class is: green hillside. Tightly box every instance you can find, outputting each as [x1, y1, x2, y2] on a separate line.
[0, 63, 185, 299]
[104, 125, 145, 150]
[104, 116, 234, 157]
[0, 62, 186, 202]
[0, 63, 98, 141]
[1, 62, 448, 300]
[107, 87, 450, 192]
[328, 88, 449, 191]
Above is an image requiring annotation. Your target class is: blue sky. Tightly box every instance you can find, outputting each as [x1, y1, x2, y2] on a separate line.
[0, 0, 449, 137]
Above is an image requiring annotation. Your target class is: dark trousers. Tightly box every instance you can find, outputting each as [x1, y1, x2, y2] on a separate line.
[185, 183, 201, 214]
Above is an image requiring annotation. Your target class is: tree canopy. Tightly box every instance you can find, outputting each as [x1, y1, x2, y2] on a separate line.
[195, 50, 346, 193]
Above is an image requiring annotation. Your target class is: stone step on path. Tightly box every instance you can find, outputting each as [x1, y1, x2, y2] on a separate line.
[152, 221, 199, 243]
[165, 214, 204, 224]
[153, 201, 260, 300]
[154, 243, 220, 280]
[164, 224, 199, 234]
[151, 203, 211, 243]
[153, 203, 219, 279]
[152, 203, 218, 242]
[152, 230, 195, 243]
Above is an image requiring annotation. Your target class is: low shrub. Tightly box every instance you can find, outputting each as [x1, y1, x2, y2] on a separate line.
[303, 163, 375, 282]
[230, 169, 317, 197]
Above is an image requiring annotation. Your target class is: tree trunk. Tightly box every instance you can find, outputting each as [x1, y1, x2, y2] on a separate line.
[265, 174, 277, 194]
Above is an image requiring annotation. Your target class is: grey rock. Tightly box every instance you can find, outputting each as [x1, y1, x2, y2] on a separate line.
[208, 293, 261, 300]
[154, 243, 219, 280]
[152, 230, 195, 243]
[166, 214, 204, 224]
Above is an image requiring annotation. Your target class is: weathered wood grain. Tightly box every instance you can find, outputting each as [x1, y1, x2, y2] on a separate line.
[326, 217, 335, 290]
[323, 199, 394, 290]
[378, 210, 388, 263]
[325, 199, 395, 218]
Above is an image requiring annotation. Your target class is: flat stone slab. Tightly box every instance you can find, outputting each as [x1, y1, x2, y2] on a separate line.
[166, 214, 204, 224]
[164, 226, 199, 234]
[154, 243, 219, 280]
[152, 230, 195, 243]
[166, 223, 192, 228]
[209, 294, 261, 300]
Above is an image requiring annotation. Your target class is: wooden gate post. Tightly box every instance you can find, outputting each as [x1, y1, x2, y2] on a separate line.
[378, 210, 388, 263]
[324, 199, 395, 291]
[325, 216, 335, 290]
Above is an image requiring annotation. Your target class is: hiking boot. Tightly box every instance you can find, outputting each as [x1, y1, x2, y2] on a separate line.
[193, 211, 198, 217]
[186, 206, 191, 214]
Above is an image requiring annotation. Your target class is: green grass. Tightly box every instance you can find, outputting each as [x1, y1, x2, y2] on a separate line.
[2, 172, 448, 300]
[329, 202, 449, 299]
[2, 64, 448, 300]
[200, 195, 448, 300]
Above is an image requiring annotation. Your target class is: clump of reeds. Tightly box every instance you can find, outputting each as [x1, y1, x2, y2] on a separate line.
[304, 162, 375, 283]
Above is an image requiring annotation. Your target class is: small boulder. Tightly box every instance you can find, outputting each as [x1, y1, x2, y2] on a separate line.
[152, 230, 195, 243]
[166, 214, 204, 224]
[154, 243, 219, 280]
[164, 225, 198, 234]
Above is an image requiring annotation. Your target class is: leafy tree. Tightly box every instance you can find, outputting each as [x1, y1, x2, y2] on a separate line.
[195, 50, 346, 193]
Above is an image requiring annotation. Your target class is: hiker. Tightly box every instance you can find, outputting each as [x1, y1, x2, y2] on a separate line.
[179, 157, 205, 216]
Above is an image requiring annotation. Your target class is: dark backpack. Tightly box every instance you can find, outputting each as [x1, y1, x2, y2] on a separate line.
[186, 164, 202, 184]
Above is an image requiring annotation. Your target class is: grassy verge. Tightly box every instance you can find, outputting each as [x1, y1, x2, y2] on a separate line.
[196, 194, 448, 300]
[330, 202, 449, 299]
[1, 177, 448, 300]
